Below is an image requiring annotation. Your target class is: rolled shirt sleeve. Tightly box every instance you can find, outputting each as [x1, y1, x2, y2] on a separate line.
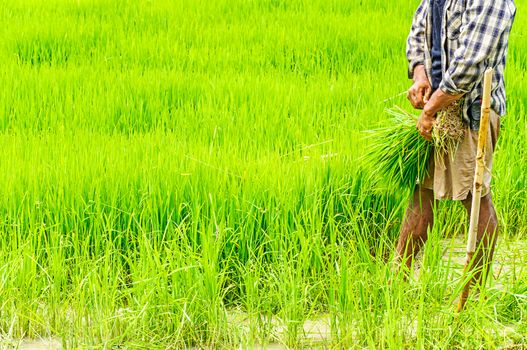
[406, 0, 429, 79]
[439, 0, 515, 95]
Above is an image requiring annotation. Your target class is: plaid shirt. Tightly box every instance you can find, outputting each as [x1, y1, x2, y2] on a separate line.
[407, 0, 516, 122]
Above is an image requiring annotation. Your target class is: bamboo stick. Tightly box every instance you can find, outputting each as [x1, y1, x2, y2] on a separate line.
[457, 68, 494, 313]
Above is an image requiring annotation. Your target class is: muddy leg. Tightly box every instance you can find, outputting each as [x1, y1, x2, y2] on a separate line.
[395, 186, 435, 271]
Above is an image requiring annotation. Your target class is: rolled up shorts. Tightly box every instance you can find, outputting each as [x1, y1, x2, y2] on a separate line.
[420, 109, 500, 201]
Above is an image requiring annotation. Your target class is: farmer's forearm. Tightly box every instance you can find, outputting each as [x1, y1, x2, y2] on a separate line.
[422, 88, 463, 117]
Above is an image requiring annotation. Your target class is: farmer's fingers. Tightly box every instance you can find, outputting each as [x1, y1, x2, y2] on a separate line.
[416, 117, 432, 141]
[423, 86, 432, 103]
[407, 87, 425, 109]
[416, 85, 432, 106]
[419, 129, 433, 141]
[417, 124, 433, 141]
[414, 97, 425, 109]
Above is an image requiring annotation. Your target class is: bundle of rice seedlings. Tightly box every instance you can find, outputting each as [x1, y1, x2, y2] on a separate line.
[365, 106, 433, 189]
[366, 103, 465, 189]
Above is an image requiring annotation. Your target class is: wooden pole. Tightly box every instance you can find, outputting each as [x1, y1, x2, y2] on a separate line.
[457, 68, 494, 313]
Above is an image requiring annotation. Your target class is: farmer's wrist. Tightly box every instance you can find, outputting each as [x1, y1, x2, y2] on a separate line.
[413, 65, 427, 84]
[422, 106, 436, 119]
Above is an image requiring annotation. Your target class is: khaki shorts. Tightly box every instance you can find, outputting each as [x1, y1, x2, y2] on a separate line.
[421, 110, 500, 201]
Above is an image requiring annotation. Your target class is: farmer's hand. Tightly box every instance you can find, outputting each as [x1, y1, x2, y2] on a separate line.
[407, 65, 431, 110]
[417, 110, 436, 141]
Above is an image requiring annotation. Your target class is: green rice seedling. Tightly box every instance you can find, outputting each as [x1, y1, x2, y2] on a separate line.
[365, 106, 433, 189]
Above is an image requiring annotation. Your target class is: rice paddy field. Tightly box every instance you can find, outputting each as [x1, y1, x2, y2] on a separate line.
[0, 0, 526, 348]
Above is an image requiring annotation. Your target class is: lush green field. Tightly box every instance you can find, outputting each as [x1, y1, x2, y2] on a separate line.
[0, 0, 526, 348]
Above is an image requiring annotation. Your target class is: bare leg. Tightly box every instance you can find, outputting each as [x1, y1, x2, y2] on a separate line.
[395, 186, 435, 270]
[461, 193, 499, 286]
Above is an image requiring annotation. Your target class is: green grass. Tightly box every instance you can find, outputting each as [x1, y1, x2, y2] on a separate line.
[0, 0, 526, 348]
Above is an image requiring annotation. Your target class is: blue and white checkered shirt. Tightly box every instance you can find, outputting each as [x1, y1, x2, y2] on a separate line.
[406, 0, 516, 122]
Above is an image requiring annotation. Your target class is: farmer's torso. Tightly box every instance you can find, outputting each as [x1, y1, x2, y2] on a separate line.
[426, 0, 466, 79]
[423, 0, 515, 125]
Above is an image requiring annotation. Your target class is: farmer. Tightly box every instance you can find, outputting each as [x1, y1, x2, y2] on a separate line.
[396, 0, 516, 284]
